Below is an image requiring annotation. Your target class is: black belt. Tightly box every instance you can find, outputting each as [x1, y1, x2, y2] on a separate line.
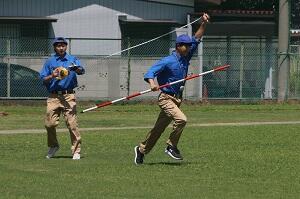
[51, 90, 75, 95]
[162, 91, 178, 98]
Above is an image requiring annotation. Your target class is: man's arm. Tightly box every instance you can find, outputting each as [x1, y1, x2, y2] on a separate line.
[186, 13, 210, 60]
[144, 58, 169, 91]
[43, 68, 59, 84]
[40, 59, 59, 84]
[194, 13, 210, 40]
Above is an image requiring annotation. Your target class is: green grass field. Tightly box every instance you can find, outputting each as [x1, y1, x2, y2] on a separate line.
[1, 103, 300, 198]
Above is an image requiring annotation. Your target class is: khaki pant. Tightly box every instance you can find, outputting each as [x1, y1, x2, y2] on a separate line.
[45, 93, 81, 154]
[139, 92, 187, 154]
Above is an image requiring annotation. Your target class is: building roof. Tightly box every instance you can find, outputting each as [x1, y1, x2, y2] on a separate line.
[195, 0, 225, 5]
[0, 16, 57, 22]
[118, 18, 179, 26]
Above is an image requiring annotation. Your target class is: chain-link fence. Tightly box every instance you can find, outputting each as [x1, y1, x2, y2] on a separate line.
[289, 44, 300, 99]
[203, 37, 278, 99]
[0, 37, 286, 101]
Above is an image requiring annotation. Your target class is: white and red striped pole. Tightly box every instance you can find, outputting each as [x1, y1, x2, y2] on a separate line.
[81, 64, 230, 113]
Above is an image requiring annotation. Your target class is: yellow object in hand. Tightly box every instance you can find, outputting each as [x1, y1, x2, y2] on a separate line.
[56, 67, 69, 80]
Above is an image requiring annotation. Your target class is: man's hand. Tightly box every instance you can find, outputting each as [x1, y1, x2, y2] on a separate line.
[68, 63, 79, 71]
[52, 67, 68, 79]
[51, 68, 59, 78]
[148, 79, 159, 91]
[202, 13, 210, 24]
[43, 68, 59, 83]
[69, 64, 84, 75]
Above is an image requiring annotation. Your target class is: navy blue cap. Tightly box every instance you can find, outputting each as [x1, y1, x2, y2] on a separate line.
[52, 37, 68, 46]
[176, 34, 192, 45]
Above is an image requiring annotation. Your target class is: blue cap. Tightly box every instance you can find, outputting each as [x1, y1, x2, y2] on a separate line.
[175, 34, 192, 45]
[52, 37, 68, 46]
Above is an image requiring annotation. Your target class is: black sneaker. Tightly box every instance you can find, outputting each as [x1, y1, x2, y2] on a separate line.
[165, 145, 183, 160]
[134, 146, 144, 165]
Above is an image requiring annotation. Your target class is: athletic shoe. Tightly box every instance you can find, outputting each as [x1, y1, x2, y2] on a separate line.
[165, 145, 183, 160]
[46, 146, 59, 159]
[72, 153, 80, 160]
[134, 146, 144, 165]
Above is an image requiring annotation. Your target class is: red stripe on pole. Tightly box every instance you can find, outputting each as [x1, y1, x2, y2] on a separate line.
[158, 83, 171, 89]
[185, 74, 200, 80]
[214, 64, 230, 71]
[96, 101, 113, 108]
[126, 92, 142, 100]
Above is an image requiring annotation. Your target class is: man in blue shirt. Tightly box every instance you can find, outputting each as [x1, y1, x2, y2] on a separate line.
[134, 13, 210, 165]
[40, 37, 85, 160]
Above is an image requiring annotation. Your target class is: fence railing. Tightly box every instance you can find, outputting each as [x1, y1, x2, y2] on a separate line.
[1, 37, 298, 101]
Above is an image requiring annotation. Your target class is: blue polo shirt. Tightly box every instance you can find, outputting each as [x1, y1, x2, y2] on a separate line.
[39, 53, 85, 92]
[144, 36, 200, 95]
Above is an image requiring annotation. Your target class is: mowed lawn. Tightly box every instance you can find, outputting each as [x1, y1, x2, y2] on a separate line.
[0, 103, 300, 198]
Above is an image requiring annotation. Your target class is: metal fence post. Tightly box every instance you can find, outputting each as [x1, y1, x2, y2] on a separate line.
[127, 37, 131, 96]
[226, 37, 231, 97]
[264, 37, 273, 99]
[6, 38, 11, 98]
[68, 38, 72, 54]
[239, 41, 244, 99]
[277, 0, 290, 101]
[198, 40, 203, 100]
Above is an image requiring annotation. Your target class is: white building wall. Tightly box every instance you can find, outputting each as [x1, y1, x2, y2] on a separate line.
[0, 0, 193, 38]
[0, 0, 194, 55]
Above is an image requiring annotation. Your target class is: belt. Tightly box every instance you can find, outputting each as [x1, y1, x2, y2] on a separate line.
[162, 91, 178, 98]
[51, 90, 75, 95]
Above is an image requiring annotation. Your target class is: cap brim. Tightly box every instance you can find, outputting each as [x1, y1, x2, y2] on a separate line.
[177, 42, 192, 46]
[53, 42, 68, 46]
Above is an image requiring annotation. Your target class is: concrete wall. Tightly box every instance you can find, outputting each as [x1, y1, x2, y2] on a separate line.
[1, 55, 202, 100]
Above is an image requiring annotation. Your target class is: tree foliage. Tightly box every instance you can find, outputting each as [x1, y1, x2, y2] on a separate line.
[220, 0, 278, 10]
[291, 0, 300, 29]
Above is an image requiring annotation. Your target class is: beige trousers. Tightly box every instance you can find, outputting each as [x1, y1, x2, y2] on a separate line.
[44, 93, 81, 154]
[139, 92, 187, 154]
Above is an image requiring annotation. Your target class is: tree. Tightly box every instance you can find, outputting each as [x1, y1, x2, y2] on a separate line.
[291, 0, 300, 29]
[220, 0, 277, 10]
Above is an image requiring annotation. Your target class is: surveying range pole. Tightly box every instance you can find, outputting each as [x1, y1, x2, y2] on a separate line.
[277, 0, 290, 101]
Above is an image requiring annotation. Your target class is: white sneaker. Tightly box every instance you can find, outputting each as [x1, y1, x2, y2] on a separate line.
[72, 153, 80, 160]
[46, 146, 59, 159]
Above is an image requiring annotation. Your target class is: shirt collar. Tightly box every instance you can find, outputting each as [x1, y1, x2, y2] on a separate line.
[172, 51, 183, 60]
[54, 53, 69, 61]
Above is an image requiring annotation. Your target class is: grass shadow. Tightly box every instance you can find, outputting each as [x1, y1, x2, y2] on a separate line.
[52, 155, 75, 159]
[145, 161, 191, 166]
